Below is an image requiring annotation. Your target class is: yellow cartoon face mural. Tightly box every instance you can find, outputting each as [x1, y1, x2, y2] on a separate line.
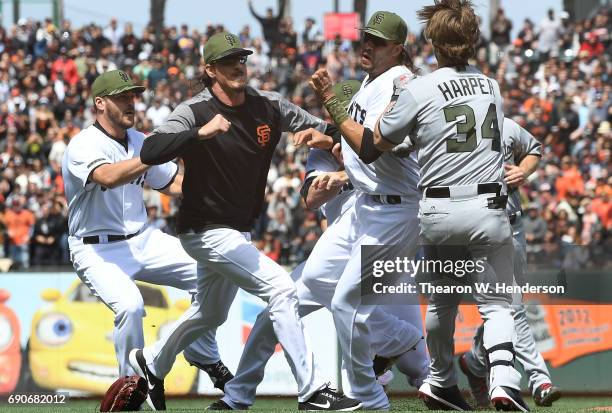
[27, 281, 196, 395]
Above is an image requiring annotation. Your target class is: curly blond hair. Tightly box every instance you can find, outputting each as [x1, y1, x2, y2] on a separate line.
[418, 0, 480, 66]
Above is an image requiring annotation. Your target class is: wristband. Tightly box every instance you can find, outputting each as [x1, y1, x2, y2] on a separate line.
[324, 95, 349, 126]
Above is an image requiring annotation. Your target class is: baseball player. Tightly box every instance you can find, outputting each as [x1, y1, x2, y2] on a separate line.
[212, 80, 428, 410]
[128, 32, 360, 411]
[299, 12, 427, 410]
[310, 0, 530, 410]
[62, 70, 233, 406]
[460, 118, 561, 408]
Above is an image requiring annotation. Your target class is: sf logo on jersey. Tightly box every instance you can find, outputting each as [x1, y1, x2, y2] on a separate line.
[348, 102, 366, 125]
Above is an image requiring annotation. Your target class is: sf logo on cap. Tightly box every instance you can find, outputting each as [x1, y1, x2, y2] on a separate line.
[374, 13, 385, 25]
[225, 34, 237, 46]
[119, 71, 129, 82]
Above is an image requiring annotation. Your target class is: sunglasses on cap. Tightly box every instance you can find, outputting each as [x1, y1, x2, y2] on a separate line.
[362, 33, 390, 47]
[215, 55, 248, 66]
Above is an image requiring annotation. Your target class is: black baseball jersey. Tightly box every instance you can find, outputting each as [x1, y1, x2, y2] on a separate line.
[141, 86, 334, 233]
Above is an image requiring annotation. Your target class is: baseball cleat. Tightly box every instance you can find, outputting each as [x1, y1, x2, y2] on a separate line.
[490, 386, 530, 412]
[129, 348, 166, 411]
[298, 384, 362, 411]
[533, 383, 561, 407]
[418, 382, 473, 411]
[206, 399, 239, 410]
[458, 353, 489, 407]
[185, 356, 234, 392]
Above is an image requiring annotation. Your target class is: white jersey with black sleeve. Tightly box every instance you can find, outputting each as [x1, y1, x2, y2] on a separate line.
[342, 65, 420, 197]
[62, 124, 178, 238]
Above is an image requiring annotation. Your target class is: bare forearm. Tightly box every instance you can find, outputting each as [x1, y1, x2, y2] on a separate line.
[159, 174, 183, 197]
[335, 117, 365, 153]
[91, 157, 150, 189]
[306, 186, 341, 209]
[518, 155, 539, 180]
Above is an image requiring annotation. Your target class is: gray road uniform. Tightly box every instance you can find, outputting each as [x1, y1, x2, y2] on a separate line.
[465, 118, 553, 394]
[378, 66, 523, 394]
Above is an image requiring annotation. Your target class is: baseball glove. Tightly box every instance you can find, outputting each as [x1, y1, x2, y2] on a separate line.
[100, 375, 148, 412]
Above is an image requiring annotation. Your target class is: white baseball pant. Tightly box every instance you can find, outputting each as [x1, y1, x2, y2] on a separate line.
[141, 227, 324, 402]
[69, 226, 220, 377]
[301, 193, 423, 409]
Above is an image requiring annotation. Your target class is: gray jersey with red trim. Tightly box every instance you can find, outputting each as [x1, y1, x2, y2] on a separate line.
[378, 65, 505, 189]
[502, 118, 542, 216]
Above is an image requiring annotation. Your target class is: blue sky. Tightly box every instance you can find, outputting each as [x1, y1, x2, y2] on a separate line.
[3, 0, 562, 39]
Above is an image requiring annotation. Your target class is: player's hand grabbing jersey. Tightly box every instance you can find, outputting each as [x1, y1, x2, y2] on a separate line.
[303, 148, 356, 225]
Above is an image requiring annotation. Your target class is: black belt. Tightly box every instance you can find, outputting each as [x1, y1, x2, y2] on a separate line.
[82, 231, 139, 244]
[425, 183, 501, 198]
[508, 211, 522, 225]
[372, 195, 402, 205]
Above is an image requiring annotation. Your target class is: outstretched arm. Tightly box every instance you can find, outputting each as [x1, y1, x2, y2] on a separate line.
[303, 170, 349, 209]
[248, 0, 265, 22]
[90, 158, 150, 189]
[142, 113, 230, 165]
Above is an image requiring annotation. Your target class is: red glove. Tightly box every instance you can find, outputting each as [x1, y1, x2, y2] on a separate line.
[100, 375, 148, 412]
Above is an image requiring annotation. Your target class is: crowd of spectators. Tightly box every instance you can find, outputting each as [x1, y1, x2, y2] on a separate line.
[0, 3, 609, 271]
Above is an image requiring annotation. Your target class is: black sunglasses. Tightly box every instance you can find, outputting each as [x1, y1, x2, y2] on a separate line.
[362, 33, 389, 47]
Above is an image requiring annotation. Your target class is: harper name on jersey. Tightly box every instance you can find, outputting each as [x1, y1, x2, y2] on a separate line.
[436, 75, 496, 102]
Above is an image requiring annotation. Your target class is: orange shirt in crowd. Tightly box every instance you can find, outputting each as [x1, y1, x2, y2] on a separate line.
[555, 166, 585, 200]
[591, 198, 612, 230]
[50, 57, 79, 86]
[522, 97, 553, 122]
[4, 208, 35, 246]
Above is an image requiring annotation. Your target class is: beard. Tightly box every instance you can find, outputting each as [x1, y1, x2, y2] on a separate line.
[107, 105, 135, 129]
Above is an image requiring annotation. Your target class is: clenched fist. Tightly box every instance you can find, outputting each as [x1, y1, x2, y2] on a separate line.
[198, 114, 231, 140]
[310, 69, 334, 102]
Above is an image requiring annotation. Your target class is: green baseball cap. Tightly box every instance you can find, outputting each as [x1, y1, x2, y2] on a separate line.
[91, 70, 145, 99]
[204, 32, 253, 64]
[332, 80, 361, 109]
[360, 11, 408, 44]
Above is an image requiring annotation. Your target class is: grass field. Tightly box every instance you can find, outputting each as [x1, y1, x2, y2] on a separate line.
[1, 395, 611, 412]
